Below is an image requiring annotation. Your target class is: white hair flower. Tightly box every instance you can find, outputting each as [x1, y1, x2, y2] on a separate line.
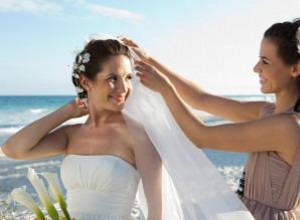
[78, 55, 82, 63]
[75, 86, 84, 93]
[72, 73, 80, 79]
[297, 27, 300, 54]
[79, 65, 85, 72]
[72, 63, 78, 71]
[72, 52, 90, 74]
[82, 53, 91, 63]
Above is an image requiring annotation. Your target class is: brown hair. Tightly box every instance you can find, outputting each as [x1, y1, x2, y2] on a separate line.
[72, 39, 131, 99]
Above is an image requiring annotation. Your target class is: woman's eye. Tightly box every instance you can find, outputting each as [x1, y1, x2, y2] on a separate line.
[261, 59, 269, 65]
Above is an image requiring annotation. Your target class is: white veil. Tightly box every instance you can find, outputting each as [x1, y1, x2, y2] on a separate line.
[86, 34, 254, 220]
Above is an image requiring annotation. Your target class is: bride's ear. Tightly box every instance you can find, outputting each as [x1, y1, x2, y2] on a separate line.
[79, 75, 92, 91]
[291, 60, 300, 79]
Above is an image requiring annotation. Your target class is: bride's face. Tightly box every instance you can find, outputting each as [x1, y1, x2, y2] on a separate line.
[88, 55, 133, 111]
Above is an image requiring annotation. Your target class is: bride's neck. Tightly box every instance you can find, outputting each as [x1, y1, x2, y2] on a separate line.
[87, 108, 122, 127]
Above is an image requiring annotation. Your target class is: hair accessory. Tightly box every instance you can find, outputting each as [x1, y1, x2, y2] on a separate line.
[72, 52, 91, 75]
[296, 27, 300, 54]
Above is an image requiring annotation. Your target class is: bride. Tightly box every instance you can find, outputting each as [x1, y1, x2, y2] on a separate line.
[2, 38, 162, 219]
[2, 35, 254, 220]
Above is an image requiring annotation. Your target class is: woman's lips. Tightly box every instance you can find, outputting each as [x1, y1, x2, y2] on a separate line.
[259, 78, 266, 84]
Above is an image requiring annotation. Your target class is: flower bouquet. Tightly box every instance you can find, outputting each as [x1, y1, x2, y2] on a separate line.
[9, 167, 74, 220]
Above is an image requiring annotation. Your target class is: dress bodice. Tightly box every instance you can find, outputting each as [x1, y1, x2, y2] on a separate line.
[60, 155, 140, 220]
[241, 103, 300, 219]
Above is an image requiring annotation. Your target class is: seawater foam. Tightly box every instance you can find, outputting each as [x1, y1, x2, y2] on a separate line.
[0, 127, 23, 134]
[29, 108, 47, 114]
[0, 115, 87, 137]
[217, 166, 244, 191]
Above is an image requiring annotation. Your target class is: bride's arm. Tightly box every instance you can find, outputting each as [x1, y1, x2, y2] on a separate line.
[2, 99, 88, 160]
[130, 123, 162, 220]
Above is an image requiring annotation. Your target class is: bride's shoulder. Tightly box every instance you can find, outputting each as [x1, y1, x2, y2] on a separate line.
[123, 114, 149, 142]
[63, 123, 85, 135]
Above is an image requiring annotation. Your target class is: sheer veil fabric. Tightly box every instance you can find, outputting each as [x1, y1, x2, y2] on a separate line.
[86, 34, 254, 220]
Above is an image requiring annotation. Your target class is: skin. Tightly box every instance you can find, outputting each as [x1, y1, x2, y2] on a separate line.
[2, 54, 162, 219]
[120, 37, 300, 166]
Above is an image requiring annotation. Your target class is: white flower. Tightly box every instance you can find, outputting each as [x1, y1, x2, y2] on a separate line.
[79, 65, 85, 72]
[297, 27, 300, 54]
[82, 53, 91, 63]
[27, 167, 59, 220]
[11, 186, 45, 220]
[78, 55, 83, 63]
[72, 73, 80, 79]
[72, 63, 79, 71]
[75, 86, 84, 93]
[42, 172, 71, 220]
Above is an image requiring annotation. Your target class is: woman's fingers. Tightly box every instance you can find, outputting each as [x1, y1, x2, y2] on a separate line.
[119, 37, 150, 62]
[134, 63, 145, 73]
[135, 60, 151, 70]
[118, 36, 138, 47]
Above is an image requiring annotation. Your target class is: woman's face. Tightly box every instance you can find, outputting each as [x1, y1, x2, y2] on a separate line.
[253, 38, 295, 94]
[88, 55, 133, 112]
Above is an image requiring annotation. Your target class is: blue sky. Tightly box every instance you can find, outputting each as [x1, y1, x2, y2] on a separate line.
[1, 0, 300, 95]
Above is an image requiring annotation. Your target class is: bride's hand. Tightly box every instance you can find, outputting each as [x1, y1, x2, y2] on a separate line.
[118, 37, 150, 62]
[67, 98, 89, 118]
[135, 60, 172, 94]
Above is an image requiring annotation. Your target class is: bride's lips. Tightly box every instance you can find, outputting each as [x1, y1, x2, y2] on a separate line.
[109, 94, 126, 104]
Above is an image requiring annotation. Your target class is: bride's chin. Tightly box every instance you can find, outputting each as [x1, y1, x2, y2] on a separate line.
[109, 103, 126, 111]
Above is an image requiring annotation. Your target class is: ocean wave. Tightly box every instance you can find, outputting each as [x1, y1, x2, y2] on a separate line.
[0, 126, 23, 134]
[217, 166, 244, 191]
[13, 160, 62, 170]
[29, 108, 48, 114]
[0, 173, 24, 180]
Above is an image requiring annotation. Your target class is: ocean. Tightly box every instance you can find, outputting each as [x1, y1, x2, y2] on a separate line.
[0, 95, 272, 218]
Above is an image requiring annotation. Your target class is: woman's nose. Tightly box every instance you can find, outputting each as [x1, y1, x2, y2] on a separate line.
[253, 61, 260, 74]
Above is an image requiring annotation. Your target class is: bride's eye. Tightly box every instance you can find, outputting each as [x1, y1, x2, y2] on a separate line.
[107, 76, 117, 82]
[126, 74, 132, 81]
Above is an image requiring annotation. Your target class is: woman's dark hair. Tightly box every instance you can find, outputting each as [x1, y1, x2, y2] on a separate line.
[264, 18, 300, 65]
[264, 18, 300, 111]
[72, 39, 131, 99]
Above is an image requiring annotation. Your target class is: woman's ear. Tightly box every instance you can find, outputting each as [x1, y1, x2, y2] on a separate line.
[79, 74, 92, 91]
[291, 60, 300, 79]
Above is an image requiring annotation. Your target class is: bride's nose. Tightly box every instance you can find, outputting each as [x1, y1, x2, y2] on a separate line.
[116, 78, 128, 93]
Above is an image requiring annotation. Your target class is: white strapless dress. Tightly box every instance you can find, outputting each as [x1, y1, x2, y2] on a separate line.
[60, 155, 141, 220]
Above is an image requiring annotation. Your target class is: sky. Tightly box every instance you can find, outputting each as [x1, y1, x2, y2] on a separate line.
[0, 0, 300, 95]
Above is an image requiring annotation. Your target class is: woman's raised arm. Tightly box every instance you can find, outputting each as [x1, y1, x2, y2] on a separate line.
[120, 37, 266, 122]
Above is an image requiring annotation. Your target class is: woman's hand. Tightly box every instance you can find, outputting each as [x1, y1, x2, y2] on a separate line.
[67, 98, 89, 118]
[135, 61, 172, 95]
[118, 37, 151, 62]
